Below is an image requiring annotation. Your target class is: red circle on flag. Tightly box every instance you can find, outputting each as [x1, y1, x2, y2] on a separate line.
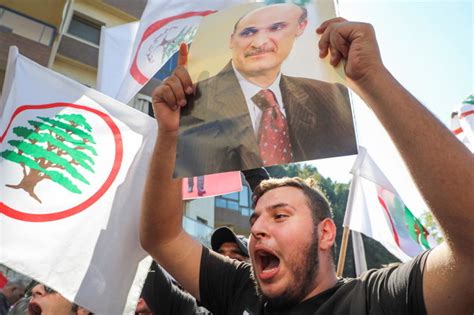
[130, 10, 216, 85]
[0, 103, 123, 222]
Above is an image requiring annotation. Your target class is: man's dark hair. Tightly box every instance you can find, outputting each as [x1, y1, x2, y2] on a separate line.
[232, 5, 308, 34]
[252, 177, 333, 224]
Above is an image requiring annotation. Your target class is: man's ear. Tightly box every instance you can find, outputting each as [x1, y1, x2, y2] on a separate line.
[296, 20, 308, 37]
[229, 34, 234, 50]
[318, 218, 336, 252]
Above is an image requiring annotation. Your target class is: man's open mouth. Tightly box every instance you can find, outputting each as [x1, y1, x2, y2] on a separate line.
[28, 302, 42, 315]
[256, 249, 280, 280]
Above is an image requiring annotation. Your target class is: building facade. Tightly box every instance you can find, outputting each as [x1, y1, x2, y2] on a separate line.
[0, 0, 253, 245]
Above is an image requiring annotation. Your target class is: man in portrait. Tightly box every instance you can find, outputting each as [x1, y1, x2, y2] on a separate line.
[175, 3, 357, 177]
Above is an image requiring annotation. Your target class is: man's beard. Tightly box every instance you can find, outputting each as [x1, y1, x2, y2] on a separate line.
[251, 226, 320, 310]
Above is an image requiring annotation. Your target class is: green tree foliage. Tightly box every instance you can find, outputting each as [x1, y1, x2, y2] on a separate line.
[1, 113, 97, 203]
[266, 163, 400, 277]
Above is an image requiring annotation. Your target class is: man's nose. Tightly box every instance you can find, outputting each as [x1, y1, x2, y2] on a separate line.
[250, 216, 269, 239]
[31, 284, 46, 297]
[251, 32, 270, 48]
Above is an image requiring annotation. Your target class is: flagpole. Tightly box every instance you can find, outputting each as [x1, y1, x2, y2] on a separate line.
[337, 175, 358, 277]
[336, 226, 350, 277]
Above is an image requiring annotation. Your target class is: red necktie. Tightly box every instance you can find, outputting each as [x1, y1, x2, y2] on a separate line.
[252, 89, 293, 166]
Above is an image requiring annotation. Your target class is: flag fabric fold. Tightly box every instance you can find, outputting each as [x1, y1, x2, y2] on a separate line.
[97, 22, 140, 99]
[0, 47, 157, 314]
[344, 147, 438, 262]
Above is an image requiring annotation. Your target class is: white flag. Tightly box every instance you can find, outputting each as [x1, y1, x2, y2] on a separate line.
[344, 147, 438, 262]
[0, 47, 157, 314]
[451, 111, 472, 152]
[97, 22, 139, 98]
[114, 0, 247, 104]
[458, 94, 474, 151]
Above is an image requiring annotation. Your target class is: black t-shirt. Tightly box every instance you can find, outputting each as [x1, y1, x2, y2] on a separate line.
[199, 246, 429, 315]
[142, 262, 211, 315]
[0, 293, 9, 315]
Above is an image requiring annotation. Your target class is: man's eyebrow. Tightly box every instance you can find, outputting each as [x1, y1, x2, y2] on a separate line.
[269, 21, 287, 28]
[249, 203, 295, 225]
[268, 202, 292, 210]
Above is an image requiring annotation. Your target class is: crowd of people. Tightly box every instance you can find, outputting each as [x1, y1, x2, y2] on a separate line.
[0, 277, 93, 315]
[142, 4, 473, 315]
[2, 3, 472, 315]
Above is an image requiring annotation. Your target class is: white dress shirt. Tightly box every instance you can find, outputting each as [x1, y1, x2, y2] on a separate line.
[232, 63, 287, 137]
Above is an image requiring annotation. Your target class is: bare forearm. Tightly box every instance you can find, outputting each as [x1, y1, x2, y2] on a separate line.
[140, 131, 183, 250]
[352, 68, 474, 253]
[140, 130, 203, 299]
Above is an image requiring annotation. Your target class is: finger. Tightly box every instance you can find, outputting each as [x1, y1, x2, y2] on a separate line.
[317, 18, 348, 58]
[318, 23, 332, 58]
[316, 17, 347, 34]
[164, 75, 188, 107]
[174, 65, 194, 96]
[155, 84, 178, 110]
[177, 43, 188, 67]
[331, 28, 351, 60]
[330, 48, 342, 66]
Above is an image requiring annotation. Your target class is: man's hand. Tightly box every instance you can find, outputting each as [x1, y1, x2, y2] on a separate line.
[151, 43, 194, 135]
[317, 18, 385, 84]
[318, 18, 474, 315]
[142, 42, 203, 301]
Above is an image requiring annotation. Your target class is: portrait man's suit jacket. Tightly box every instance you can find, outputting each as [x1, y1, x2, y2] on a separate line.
[175, 62, 357, 177]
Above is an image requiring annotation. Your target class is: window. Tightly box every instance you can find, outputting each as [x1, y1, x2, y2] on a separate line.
[215, 184, 252, 216]
[239, 186, 249, 207]
[67, 13, 102, 45]
[0, 6, 55, 46]
[227, 201, 239, 211]
[215, 198, 227, 208]
[226, 192, 239, 201]
[241, 207, 251, 217]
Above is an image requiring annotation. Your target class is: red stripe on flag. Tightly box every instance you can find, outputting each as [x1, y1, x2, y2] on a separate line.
[130, 10, 216, 85]
[377, 195, 401, 247]
[0, 272, 7, 288]
[452, 127, 463, 135]
[460, 110, 474, 119]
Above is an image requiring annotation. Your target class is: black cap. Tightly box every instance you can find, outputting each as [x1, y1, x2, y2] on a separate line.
[211, 226, 249, 257]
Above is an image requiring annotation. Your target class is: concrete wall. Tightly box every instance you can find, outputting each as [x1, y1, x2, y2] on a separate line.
[185, 198, 215, 227]
[215, 207, 251, 236]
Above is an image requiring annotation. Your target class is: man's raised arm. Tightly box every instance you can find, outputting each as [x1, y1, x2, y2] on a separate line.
[317, 18, 473, 314]
[140, 44, 203, 300]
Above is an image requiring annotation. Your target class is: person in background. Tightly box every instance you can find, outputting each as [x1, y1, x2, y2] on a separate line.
[27, 283, 92, 315]
[0, 279, 26, 315]
[141, 227, 250, 315]
[210, 226, 249, 262]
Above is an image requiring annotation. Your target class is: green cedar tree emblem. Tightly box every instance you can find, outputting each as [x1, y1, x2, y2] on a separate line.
[1, 113, 97, 203]
[463, 94, 474, 105]
[146, 25, 198, 65]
